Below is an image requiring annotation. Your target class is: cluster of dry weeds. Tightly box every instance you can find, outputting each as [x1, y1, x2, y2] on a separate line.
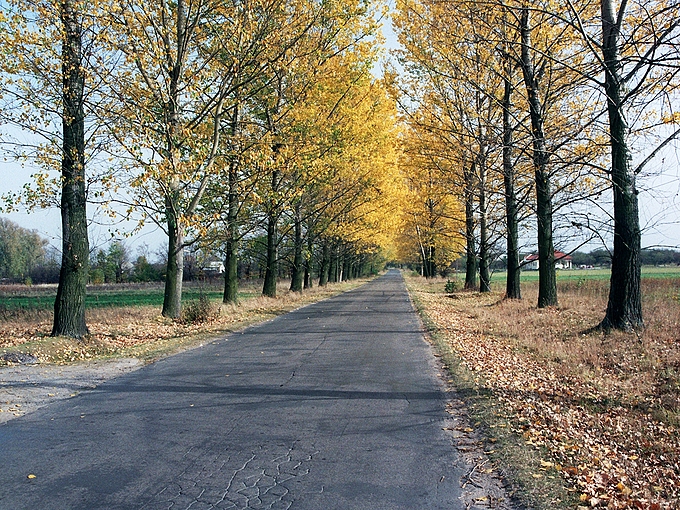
[408, 275, 679, 510]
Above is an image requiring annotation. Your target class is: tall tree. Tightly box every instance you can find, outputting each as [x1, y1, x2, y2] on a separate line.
[101, 0, 309, 316]
[0, 0, 97, 337]
[501, 58, 522, 299]
[52, 0, 89, 336]
[563, 0, 680, 330]
[518, 5, 557, 307]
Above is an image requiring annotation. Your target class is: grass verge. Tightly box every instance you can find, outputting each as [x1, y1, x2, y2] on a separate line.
[408, 279, 575, 510]
[0, 279, 369, 365]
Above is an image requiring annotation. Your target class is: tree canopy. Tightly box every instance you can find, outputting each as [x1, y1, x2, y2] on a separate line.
[1, 0, 679, 333]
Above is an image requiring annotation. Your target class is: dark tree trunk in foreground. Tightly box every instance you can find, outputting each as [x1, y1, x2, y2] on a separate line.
[262, 160, 280, 298]
[464, 164, 478, 290]
[520, 7, 557, 308]
[262, 209, 278, 297]
[160, 0, 190, 319]
[223, 235, 239, 304]
[52, 0, 89, 338]
[162, 200, 184, 318]
[599, 0, 642, 330]
[223, 173, 239, 304]
[502, 70, 521, 299]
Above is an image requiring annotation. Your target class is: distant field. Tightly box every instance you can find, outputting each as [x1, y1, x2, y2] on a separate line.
[0, 283, 260, 311]
[488, 265, 680, 285]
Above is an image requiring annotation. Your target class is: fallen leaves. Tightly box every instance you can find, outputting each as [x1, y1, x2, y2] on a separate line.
[409, 277, 680, 509]
[0, 283, 361, 366]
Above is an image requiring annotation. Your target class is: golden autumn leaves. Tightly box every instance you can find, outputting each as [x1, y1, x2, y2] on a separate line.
[0, 0, 412, 316]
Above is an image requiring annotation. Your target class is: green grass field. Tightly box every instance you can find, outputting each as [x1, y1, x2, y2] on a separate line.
[0, 284, 260, 311]
[488, 265, 680, 284]
[2, 267, 678, 312]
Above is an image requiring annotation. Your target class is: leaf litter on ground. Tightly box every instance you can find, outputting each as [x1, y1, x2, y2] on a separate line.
[407, 275, 679, 510]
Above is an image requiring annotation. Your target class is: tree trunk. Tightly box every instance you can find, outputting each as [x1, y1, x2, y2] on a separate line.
[262, 211, 278, 297]
[160, 0, 186, 318]
[223, 235, 238, 304]
[599, 0, 642, 331]
[303, 264, 311, 289]
[290, 204, 304, 292]
[342, 249, 351, 281]
[520, 7, 557, 308]
[319, 241, 330, 286]
[426, 245, 436, 278]
[162, 201, 184, 318]
[262, 163, 279, 298]
[304, 234, 313, 289]
[479, 159, 490, 293]
[502, 71, 521, 300]
[52, 0, 89, 338]
[330, 244, 339, 283]
[223, 106, 240, 304]
[464, 164, 478, 290]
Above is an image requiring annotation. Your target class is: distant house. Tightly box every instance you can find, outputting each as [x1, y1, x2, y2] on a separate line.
[203, 261, 225, 274]
[522, 251, 573, 270]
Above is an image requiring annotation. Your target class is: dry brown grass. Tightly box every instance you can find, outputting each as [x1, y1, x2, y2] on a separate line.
[407, 274, 680, 510]
[0, 280, 368, 365]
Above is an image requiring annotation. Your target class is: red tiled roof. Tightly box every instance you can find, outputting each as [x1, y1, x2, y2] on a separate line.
[525, 251, 572, 262]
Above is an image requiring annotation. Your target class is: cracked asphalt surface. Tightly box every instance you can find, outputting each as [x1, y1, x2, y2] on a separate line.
[0, 270, 513, 509]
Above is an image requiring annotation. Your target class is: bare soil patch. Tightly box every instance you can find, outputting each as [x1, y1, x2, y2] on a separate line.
[0, 358, 141, 423]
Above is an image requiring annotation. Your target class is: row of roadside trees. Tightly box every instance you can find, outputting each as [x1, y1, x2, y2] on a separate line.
[0, 0, 404, 337]
[392, 0, 680, 331]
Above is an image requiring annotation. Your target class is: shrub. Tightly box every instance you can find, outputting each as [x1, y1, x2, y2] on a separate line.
[444, 279, 461, 293]
[181, 294, 217, 324]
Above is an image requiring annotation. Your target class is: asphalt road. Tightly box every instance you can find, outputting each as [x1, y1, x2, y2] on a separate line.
[0, 270, 498, 509]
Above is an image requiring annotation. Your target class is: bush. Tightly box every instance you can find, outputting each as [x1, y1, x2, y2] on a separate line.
[444, 279, 461, 293]
[181, 294, 217, 324]
[89, 268, 105, 285]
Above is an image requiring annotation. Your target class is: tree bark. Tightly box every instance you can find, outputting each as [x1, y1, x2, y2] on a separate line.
[464, 164, 478, 290]
[303, 234, 313, 289]
[478, 158, 490, 293]
[162, 197, 184, 318]
[290, 203, 304, 292]
[223, 106, 240, 304]
[502, 71, 521, 300]
[599, 0, 642, 330]
[520, 7, 557, 308]
[425, 245, 436, 278]
[330, 244, 339, 283]
[262, 166, 279, 297]
[52, 0, 89, 338]
[160, 0, 187, 318]
[342, 248, 351, 281]
[262, 212, 278, 297]
[318, 241, 330, 286]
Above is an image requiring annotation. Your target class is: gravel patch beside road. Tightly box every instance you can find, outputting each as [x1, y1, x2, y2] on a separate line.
[0, 358, 142, 423]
